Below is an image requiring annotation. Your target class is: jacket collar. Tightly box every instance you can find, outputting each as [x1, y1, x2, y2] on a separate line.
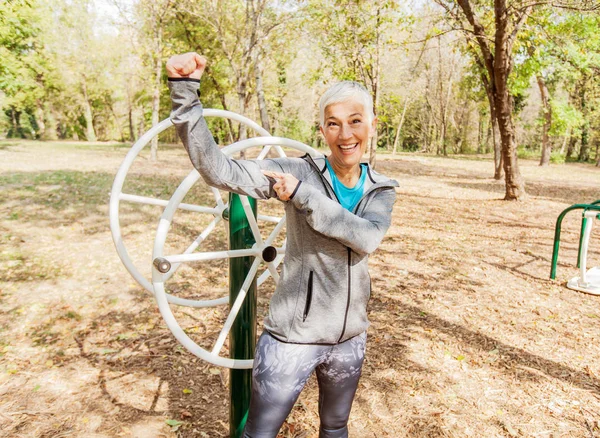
[303, 154, 399, 191]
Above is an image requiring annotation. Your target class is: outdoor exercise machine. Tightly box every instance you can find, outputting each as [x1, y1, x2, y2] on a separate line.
[550, 200, 600, 295]
[110, 110, 321, 436]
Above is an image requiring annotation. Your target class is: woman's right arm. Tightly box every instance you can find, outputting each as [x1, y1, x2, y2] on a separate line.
[167, 53, 287, 200]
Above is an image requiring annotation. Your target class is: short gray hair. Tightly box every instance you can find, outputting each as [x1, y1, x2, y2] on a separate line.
[318, 81, 374, 127]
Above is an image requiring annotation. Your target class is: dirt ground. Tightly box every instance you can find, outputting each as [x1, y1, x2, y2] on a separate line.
[1, 139, 599, 438]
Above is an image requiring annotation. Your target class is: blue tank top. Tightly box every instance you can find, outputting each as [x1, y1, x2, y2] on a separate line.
[325, 160, 367, 212]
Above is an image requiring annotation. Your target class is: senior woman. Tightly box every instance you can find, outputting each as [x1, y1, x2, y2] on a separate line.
[166, 52, 398, 438]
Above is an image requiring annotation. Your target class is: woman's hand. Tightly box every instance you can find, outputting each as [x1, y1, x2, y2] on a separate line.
[262, 170, 299, 201]
[166, 52, 207, 80]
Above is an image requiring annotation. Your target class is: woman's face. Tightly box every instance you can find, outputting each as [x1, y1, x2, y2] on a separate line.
[320, 99, 375, 170]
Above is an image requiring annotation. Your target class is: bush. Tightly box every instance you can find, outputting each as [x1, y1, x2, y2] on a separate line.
[517, 147, 537, 160]
[550, 152, 565, 164]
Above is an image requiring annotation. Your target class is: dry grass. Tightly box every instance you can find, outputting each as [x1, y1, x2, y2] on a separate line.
[1, 139, 599, 437]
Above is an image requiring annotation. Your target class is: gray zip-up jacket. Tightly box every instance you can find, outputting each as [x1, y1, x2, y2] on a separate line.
[169, 79, 399, 344]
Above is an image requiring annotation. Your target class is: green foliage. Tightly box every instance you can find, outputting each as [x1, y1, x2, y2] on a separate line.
[550, 99, 583, 137]
[550, 152, 565, 164]
[275, 116, 314, 146]
[0, 0, 44, 107]
[517, 147, 537, 160]
[305, 0, 403, 89]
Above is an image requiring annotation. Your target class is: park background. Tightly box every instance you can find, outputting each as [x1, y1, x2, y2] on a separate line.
[1, 0, 600, 437]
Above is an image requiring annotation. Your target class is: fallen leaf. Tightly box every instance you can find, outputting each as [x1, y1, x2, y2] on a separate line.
[181, 410, 192, 419]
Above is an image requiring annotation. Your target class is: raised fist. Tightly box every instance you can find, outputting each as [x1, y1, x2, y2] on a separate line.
[166, 52, 207, 80]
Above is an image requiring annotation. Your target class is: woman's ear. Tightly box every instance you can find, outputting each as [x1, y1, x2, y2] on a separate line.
[369, 117, 378, 138]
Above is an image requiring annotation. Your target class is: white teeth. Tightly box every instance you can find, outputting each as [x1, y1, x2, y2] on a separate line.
[339, 143, 357, 150]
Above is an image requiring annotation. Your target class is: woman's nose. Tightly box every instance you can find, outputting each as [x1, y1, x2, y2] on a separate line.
[339, 124, 352, 140]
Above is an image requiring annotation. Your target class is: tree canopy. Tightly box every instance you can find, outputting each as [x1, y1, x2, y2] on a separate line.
[1, 0, 599, 194]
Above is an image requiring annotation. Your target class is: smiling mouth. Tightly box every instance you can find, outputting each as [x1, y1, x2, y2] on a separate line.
[339, 143, 358, 152]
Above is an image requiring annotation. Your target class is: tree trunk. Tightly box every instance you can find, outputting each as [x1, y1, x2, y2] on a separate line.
[579, 122, 589, 162]
[9, 108, 25, 138]
[128, 108, 136, 142]
[484, 84, 503, 179]
[566, 135, 577, 159]
[392, 98, 410, 155]
[485, 119, 491, 153]
[237, 80, 248, 141]
[237, 72, 252, 158]
[427, 116, 435, 153]
[537, 76, 552, 166]
[254, 58, 271, 133]
[368, 4, 382, 169]
[42, 103, 58, 141]
[559, 128, 569, 154]
[493, 3, 525, 200]
[81, 79, 97, 142]
[459, 102, 470, 154]
[494, 81, 524, 199]
[493, 118, 503, 179]
[150, 24, 162, 162]
[477, 113, 483, 154]
[35, 103, 46, 140]
[126, 86, 136, 142]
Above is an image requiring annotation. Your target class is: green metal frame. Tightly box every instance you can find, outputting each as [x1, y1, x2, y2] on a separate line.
[550, 200, 600, 280]
[228, 193, 257, 437]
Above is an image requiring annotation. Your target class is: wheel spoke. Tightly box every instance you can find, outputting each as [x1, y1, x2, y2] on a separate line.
[240, 196, 264, 246]
[257, 254, 285, 286]
[211, 258, 261, 355]
[165, 248, 258, 264]
[211, 187, 225, 209]
[264, 214, 286, 246]
[256, 145, 273, 160]
[163, 215, 222, 281]
[255, 144, 287, 160]
[257, 214, 281, 223]
[266, 262, 280, 284]
[274, 146, 286, 157]
[120, 193, 219, 215]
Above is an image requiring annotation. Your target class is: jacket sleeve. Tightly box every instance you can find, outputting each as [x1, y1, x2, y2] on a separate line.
[168, 79, 294, 200]
[290, 182, 397, 255]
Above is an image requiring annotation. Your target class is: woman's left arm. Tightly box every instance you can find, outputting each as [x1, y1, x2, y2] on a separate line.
[290, 182, 397, 255]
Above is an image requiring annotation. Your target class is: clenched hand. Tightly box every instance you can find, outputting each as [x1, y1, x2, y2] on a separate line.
[166, 52, 207, 80]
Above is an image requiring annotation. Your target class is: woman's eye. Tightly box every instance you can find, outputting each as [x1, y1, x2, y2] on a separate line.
[327, 122, 338, 127]
[352, 119, 362, 124]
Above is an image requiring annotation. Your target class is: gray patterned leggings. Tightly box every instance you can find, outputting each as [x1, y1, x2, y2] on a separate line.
[242, 330, 367, 438]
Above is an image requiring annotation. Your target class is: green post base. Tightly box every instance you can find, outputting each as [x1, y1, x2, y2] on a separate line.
[228, 193, 257, 438]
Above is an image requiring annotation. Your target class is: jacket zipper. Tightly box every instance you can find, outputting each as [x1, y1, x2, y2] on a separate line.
[337, 248, 352, 342]
[304, 154, 339, 202]
[353, 186, 386, 215]
[304, 155, 394, 342]
[303, 271, 314, 322]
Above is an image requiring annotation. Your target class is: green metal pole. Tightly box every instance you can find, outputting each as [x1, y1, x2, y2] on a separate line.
[576, 217, 588, 269]
[579, 201, 600, 268]
[551, 203, 600, 279]
[228, 193, 257, 438]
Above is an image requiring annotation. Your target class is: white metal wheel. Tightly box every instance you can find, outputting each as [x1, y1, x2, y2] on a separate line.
[109, 110, 283, 300]
[152, 136, 321, 369]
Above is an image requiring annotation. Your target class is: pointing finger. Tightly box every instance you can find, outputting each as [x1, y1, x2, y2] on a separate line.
[262, 170, 284, 179]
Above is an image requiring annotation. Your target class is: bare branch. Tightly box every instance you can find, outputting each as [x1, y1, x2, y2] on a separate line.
[513, 0, 600, 11]
[507, 6, 532, 54]
[456, 0, 495, 75]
